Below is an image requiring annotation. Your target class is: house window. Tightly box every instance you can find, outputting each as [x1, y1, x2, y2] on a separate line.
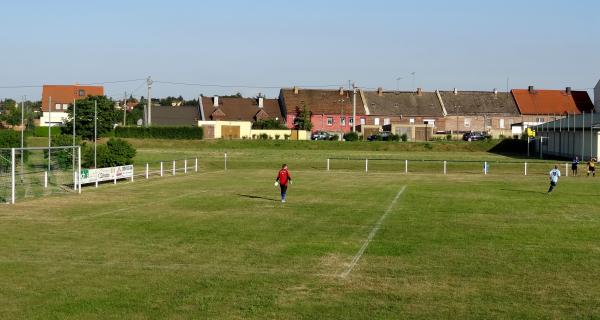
[464, 118, 471, 128]
[55, 103, 61, 111]
[409, 118, 415, 124]
[341, 117, 346, 126]
[78, 90, 85, 97]
[360, 118, 366, 125]
[384, 118, 391, 125]
[536, 117, 545, 123]
[485, 118, 492, 128]
[349, 118, 354, 126]
[499, 119, 505, 129]
[374, 118, 380, 125]
[62, 104, 69, 110]
[327, 117, 333, 126]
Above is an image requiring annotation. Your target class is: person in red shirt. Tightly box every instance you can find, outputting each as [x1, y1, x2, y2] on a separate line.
[274, 164, 292, 203]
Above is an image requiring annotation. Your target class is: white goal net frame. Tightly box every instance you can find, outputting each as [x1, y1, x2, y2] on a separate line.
[1, 146, 81, 204]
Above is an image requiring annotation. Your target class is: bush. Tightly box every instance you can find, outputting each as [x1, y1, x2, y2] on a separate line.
[400, 134, 408, 142]
[114, 126, 203, 140]
[83, 138, 136, 168]
[446, 134, 452, 141]
[0, 130, 24, 170]
[390, 134, 400, 141]
[329, 134, 339, 141]
[259, 133, 269, 140]
[45, 134, 82, 170]
[343, 132, 359, 141]
[34, 126, 61, 137]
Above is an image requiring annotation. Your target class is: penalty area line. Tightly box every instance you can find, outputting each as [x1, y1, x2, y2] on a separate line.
[340, 185, 406, 278]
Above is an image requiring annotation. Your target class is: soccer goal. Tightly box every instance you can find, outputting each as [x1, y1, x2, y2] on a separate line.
[0, 146, 81, 204]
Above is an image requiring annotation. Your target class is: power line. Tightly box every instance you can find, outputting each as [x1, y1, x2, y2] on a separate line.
[0, 78, 147, 89]
[153, 80, 344, 90]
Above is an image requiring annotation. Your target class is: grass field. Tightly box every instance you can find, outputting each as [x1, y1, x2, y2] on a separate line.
[2, 140, 600, 318]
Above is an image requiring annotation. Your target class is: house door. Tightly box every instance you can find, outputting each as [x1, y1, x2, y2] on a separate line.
[291, 130, 299, 140]
[221, 125, 240, 139]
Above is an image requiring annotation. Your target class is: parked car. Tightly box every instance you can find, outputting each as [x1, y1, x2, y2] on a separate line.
[367, 131, 392, 141]
[462, 131, 490, 141]
[311, 131, 331, 140]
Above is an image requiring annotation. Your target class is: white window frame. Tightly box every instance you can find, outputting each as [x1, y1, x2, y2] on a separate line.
[384, 118, 391, 125]
[349, 117, 354, 126]
[340, 117, 346, 126]
[327, 117, 333, 126]
[360, 118, 366, 125]
[464, 118, 471, 128]
[409, 118, 415, 124]
[374, 118, 380, 125]
[499, 119, 505, 129]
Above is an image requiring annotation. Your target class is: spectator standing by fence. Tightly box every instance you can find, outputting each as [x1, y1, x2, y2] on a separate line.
[571, 156, 579, 176]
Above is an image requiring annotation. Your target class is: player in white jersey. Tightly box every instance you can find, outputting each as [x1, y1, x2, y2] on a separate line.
[548, 165, 561, 194]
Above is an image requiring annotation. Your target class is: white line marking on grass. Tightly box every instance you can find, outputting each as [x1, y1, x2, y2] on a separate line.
[340, 185, 406, 278]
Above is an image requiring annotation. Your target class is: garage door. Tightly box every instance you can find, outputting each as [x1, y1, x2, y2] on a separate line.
[221, 125, 240, 139]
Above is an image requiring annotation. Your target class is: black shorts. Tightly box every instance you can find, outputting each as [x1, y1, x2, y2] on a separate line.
[572, 164, 578, 170]
[590, 167, 596, 172]
[279, 184, 288, 193]
[550, 181, 557, 187]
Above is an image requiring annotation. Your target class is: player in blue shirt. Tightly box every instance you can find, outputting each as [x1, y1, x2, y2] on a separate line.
[548, 165, 561, 194]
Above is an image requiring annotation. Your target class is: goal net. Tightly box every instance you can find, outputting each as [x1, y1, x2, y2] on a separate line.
[0, 146, 81, 204]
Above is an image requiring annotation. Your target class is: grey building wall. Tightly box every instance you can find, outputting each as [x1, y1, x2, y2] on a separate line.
[534, 129, 599, 160]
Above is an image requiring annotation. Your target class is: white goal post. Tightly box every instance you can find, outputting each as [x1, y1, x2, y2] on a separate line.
[1, 146, 81, 204]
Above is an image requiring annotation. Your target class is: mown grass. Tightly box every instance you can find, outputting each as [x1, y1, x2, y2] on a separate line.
[2, 150, 600, 318]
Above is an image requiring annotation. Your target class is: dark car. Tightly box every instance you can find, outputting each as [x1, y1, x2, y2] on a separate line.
[367, 131, 392, 141]
[311, 131, 331, 140]
[462, 132, 490, 141]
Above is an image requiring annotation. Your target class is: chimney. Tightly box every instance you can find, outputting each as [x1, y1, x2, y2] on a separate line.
[213, 95, 219, 107]
[377, 87, 383, 96]
[453, 88, 458, 95]
[528, 85, 534, 93]
[417, 88, 423, 96]
[566, 87, 572, 95]
[258, 97, 264, 108]
[293, 86, 299, 95]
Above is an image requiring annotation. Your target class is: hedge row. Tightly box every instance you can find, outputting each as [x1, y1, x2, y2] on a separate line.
[114, 126, 203, 140]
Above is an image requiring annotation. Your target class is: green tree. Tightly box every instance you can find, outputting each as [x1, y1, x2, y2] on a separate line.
[82, 138, 136, 168]
[62, 96, 118, 140]
[293, 104, 313, 131]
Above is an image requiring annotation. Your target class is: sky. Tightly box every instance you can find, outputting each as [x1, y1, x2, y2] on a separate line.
[1, 0, 598, 100]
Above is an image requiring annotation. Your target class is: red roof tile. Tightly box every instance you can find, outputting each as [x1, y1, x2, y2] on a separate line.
[511, 89, 590, 115]
[41, 85, 104, 111]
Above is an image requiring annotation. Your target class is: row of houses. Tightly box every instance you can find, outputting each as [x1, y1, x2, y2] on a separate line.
[39, 83, 597, 140]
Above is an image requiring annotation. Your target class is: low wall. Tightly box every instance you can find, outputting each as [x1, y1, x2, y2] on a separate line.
[249, 129, 310, 140]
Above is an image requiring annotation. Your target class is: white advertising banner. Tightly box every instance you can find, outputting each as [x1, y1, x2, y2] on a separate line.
[79, 165, 134, 185]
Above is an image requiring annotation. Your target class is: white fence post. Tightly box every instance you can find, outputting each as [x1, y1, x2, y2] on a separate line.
[224, 153, 228, 171]
[444, 161, 447, 175]
[145, 163, 149, 179]
[77, 146, 82, 194]
[131, 167, 134, 182]
[184, 159, 188, 174]
[524, 162, 528, 176]
[565, 163, 569, 177]
[113, 174, 117, 184]
[405, 160, 408, 174]
[172, 160, 176, 175]
[195, 158, 198, 172]
[365, 159, 368, 173]
[11, 148, 15, 204]
[160, 162, 163, 177]
[327, 158, 330, 171]
[484, 162, 488, 175]
[45, 171, 49, 188]
[95, 173, 98, 188]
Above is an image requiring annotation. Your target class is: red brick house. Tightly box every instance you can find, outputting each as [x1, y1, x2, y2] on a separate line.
[200, 96, 283, 122]
[279, 87, 366, 133]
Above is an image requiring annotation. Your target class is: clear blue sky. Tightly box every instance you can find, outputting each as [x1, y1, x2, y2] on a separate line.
[1, 0, 598, 100]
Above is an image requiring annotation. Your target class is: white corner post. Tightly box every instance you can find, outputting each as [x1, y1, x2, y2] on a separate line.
[145, 163, 149, 179]
[184, 159, 188, 174]
[160, 161, 164, 177]
[444, 160, 447, 175]
[405, 160, 408, 174]
[327, 158, 330, 171]
[195, 158, 198, 172]
[365, 158, 369, 173]
[172, 160, 176, 175]
[11, 148, 16, 204]
[524, 162, 528, 176]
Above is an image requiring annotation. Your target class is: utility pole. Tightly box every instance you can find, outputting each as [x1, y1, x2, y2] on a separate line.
[352, 83, 357, 133]
[48, 96, 52, 171]
[123, 91, 127, 126]
[94, 100, 97, 168]
[72, 99, 76, 146]
[20, 96, 25, 178]
[147, 76, 153, 126]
